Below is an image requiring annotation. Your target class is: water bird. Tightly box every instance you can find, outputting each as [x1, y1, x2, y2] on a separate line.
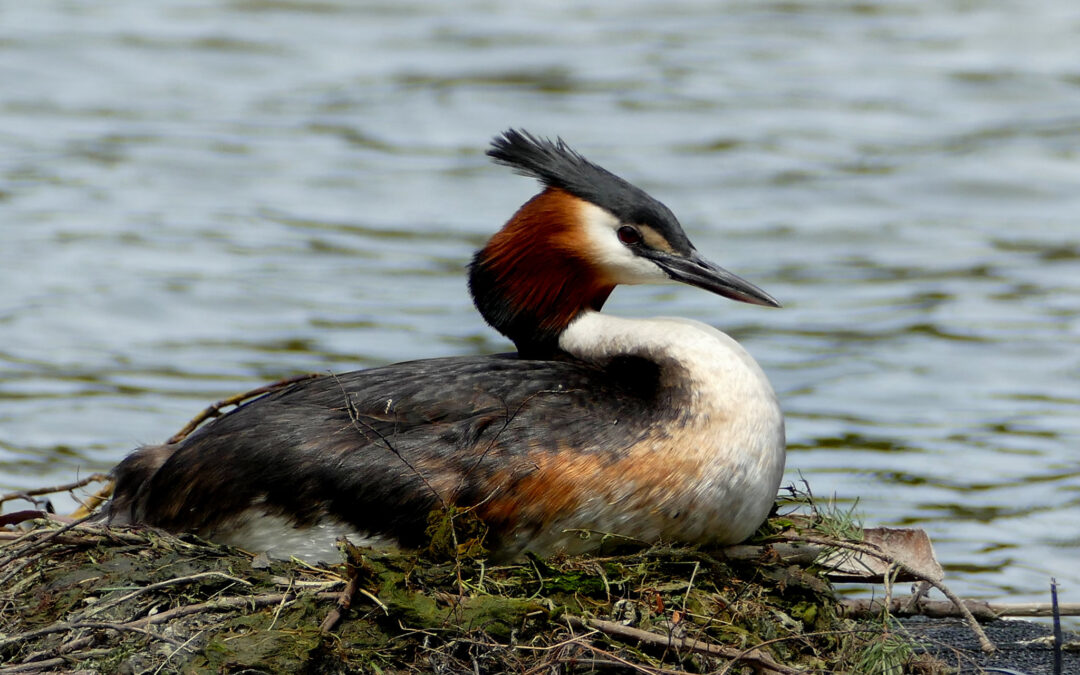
[105, 130, 786, 561]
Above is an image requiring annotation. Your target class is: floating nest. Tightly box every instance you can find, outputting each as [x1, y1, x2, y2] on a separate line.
[0, 492, 957, 675]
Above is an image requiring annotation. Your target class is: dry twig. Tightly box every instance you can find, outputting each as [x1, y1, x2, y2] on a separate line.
[564, 615, 801, 675]
[78, 571, 253, 620]
[0, 474, 110, 508]
[167, 373, 322, 444]
[787, 533, 996, 653]
[842, 597, 1080, 620]
[0, 648, 113, 674]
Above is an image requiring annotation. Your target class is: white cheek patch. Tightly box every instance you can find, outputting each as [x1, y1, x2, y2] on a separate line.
[577, 201, 673, 285]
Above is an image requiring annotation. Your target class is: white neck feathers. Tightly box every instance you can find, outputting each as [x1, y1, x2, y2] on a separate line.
[557, 310, 786, 544]
[558, 311, 777, 405]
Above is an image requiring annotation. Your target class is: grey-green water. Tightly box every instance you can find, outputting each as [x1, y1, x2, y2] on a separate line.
[3, 0, 1078, 612]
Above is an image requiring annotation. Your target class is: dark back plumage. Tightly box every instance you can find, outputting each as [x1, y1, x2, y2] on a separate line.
[109, 355, 672, 558]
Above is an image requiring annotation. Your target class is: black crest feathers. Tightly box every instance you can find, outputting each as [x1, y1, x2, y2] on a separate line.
[487, 129, 613, 193]
[486, 129, 687, 249]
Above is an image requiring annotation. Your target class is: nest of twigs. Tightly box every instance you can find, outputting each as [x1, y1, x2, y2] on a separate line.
[0, 500, 953, 675]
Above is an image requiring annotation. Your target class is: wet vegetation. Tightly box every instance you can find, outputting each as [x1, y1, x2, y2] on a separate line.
[0, 487, 954, 674]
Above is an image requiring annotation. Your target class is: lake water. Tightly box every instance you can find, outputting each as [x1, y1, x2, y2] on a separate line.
[3, 0, 1078, 614]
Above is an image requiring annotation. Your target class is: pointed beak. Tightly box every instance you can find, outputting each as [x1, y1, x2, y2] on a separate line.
[649, 250, 782, 308]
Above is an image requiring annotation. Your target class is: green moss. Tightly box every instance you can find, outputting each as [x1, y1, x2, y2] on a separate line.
[423, 505, 489, 561]
[196, 626, 325, 671]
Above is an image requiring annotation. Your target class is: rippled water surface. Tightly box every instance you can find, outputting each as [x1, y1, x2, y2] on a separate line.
[3, 1, 1078, 609]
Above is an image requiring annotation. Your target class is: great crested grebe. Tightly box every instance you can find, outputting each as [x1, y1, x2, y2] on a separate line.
[106, 130, 786, 561]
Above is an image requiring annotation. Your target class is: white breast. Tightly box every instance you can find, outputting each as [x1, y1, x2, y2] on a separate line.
[559, 311, 787, 544]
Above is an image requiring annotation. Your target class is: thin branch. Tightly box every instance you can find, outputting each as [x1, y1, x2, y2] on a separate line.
[154, 628, 208, 675]
[841, 598, 1080, 620]
[320, 565, 360, 633]
[124, 590, 340, 628]
[0, 619, 185, 653]
[0, 590, 341, 658]
[0, 515, 97, 585]
[167, 373, 322, 444]
[70, 621, 188, 647]
[78, 571, 253, 620]
[556, 640, 687, 675]
[0, 474, 110, 507]
[0, 649, 113, 674]
[268, 577, 294, 631]
[788, 533, 996, 653]
[714, 627, 898, 675]
[69, 481, 114, 519]
[563, 614, 801, 675]
[0, 511, 50, 528]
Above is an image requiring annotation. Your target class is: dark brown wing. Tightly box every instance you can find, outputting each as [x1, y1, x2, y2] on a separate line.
[108, 353, 668, 548]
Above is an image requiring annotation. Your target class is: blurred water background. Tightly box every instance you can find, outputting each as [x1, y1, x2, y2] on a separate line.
[2, 0, 1078, 614]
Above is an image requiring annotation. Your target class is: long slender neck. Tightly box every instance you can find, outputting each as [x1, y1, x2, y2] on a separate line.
[558, 311, 782, 417]
[469, 188, 614, 358]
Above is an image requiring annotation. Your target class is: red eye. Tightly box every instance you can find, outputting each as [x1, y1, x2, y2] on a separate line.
[617, 226, 642, 245]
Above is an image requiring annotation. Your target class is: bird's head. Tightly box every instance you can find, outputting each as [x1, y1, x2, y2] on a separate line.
[469, 129, 779, 357]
